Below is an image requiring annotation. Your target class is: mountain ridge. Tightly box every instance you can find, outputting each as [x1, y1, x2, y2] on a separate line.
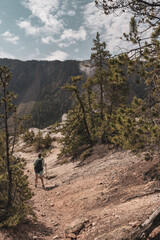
[0, 58, 86, 128]
[0, 58, 146, 129]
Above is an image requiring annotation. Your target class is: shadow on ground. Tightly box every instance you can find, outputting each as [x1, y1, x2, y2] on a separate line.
[1, 220, 53, 240]
[44, 184, 59, 191]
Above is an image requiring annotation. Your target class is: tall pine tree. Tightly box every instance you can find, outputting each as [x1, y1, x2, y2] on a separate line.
[0, 66, 33, 227]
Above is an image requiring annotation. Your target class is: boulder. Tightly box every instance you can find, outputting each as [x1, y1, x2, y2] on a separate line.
[65, 219, 88, 237]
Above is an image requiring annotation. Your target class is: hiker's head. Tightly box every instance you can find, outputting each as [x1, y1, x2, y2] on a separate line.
[38, 153, 42, 158]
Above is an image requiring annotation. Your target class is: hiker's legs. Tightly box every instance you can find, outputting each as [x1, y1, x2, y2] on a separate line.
[35, 174, 38, 186]
[40, 174, 44, 187]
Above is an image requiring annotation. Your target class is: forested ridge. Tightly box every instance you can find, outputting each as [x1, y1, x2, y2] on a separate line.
[0, 58, 146, 129]
[0, 59, 83, 128]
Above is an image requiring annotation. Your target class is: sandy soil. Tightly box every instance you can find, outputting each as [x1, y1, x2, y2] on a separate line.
[0, 140, 159, 240]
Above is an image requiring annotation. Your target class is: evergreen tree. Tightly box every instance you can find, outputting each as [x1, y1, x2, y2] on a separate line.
[0, 66, 17, 207]
[95, 0, 160, 154]
[0, 66, 33, 227]
[57, 34, 129, 158]
[124, 15, 160, 154]
[88, 33, 129, 143]
[95, 0, 160, 54]
[58, 76, 93, 159]
[34, 130, 44, 151]
[91, 32, 111, 121]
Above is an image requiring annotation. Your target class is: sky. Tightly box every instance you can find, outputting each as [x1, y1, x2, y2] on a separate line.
[0, 0, 132, 61]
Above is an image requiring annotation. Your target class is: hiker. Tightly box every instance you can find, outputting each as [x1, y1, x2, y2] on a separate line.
[34, 153, 45, 188]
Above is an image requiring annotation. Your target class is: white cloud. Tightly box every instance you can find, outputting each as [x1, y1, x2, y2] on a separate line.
[67, 10, 76, 16]
[23, 0, 59, 22]
[84, 2, 111, 34]
[0, 47, 15, 59]
[60, 26, 87, 41]
[83, 2, 132, 55]
[57, 26, 87, 48]
[57, 0, 76, 17]
[1, 31, 19, 45]
[19, 0, 79, 43]
[43, 50, 68, 61]
[21, 0, 64, 34]
[17, 19, 40, 36]
[41, 36, 56, 44]
[58, 41, 75, 48]
[2, 31, 12, 37]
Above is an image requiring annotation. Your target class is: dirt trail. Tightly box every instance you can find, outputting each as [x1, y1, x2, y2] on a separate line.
[0, 141, 160, 240]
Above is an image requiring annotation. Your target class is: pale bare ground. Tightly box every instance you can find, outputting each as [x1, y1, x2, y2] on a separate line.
[0, 140, 160, 240]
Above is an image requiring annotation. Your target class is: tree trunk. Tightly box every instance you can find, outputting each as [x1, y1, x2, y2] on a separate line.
[3, 87, 12, 207]
[100, 80, 104, 120]
[75, 90, 92, 144]
[129, 207, 160, 239]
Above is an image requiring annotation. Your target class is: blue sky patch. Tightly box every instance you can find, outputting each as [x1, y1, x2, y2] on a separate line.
[0, 0, 132, 61]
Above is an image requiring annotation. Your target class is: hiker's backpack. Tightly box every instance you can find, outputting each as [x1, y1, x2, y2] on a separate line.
[34, 158, 43, 173]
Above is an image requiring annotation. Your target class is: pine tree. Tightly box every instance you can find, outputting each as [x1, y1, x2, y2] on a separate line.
[95, 1, 160, 154]
[91, 32, 111, 121]
[0, 66, 33, 227]
[0, 66, 16, 207]
[58, 76, 93, 158]
[57, 34, 129, 158]
[88, 33, 129, 143]
[95, 0, 160, 54]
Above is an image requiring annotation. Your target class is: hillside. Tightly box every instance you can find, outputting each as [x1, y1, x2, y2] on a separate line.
[0, 58, 146, 129]
[0, 58, 86, 128]
[0, 128, 159, 240]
